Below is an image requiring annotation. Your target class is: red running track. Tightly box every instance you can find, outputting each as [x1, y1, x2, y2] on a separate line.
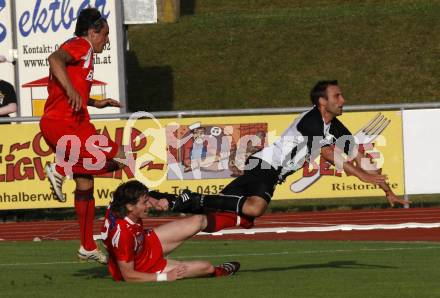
[0, 208, 439, 242]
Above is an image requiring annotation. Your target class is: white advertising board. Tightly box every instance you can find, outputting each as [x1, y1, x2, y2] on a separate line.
[14, 0, 125, 116]
[403, 109, 440, 194]
[123, 0, 157, 24]
[0, 0, 15, 85]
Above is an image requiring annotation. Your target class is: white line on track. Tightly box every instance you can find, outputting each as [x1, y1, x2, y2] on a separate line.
[1, 246, 440, 266]
[257, 217, 440, 225]
[260, 208, 440, 218]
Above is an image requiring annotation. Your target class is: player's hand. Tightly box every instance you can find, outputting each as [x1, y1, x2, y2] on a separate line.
[149, 198, 169, 211]
[66, 87, 82, 112]
[94, 98, 121, 109]
[166, 264, 187, 281]
[155, 198, 170, 211]
[386, 192, 410, 208]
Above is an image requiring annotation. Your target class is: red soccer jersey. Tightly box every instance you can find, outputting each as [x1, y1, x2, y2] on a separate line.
[101, 209, 167, 281]
[43, 37, 94, 123]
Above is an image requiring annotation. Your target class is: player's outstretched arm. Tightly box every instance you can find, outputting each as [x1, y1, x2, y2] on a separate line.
[118, 260, 186, 282]
[321, 146, 388, 185]
[366, 169, 410, 207]
[88, 98, 121, 109]
[351, 152, 410, 207]
[48, 49, 82, 111]
[323, 146, 409, 207]
[148, 191, 179, 211]
[383, 188, 410, 207]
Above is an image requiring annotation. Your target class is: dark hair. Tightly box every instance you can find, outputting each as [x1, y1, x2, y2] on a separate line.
[310, 80, 339, 106]
[110, 181, 149, 218]
[74, 7, 107, 37]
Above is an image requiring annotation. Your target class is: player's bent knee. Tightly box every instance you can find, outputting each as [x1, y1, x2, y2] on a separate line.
[242, 196, 267, 217]
[246, 207, 265, 217]
[188, 214, 207, 230]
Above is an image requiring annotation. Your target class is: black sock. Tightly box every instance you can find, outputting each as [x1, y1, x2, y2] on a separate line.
[201, 194, 246, 214]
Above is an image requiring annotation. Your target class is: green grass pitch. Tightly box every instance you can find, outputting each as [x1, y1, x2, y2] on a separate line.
[1, 239, 439, 298]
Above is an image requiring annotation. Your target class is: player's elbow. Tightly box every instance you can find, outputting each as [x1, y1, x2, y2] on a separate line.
[48, 51, 65, 70]
[120, 270, 136, 282]
[122, 275, 137, 283]
[47, 52, 57, 66]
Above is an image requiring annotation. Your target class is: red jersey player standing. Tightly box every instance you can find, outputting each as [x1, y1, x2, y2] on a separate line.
[102, 180, 240, 282]
[40, 8, 125, 264]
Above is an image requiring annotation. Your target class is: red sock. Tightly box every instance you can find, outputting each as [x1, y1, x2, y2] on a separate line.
[213, 267, 228, 277]
[84, 199, 96, 251]
[204, 212, 254, 233]
[74, 189, 97, 251]
[212, 262, 240, 277]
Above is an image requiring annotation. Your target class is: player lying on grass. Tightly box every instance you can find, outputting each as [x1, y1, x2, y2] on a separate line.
[167, 80, 408, 232]
[100, 180, 240, 282]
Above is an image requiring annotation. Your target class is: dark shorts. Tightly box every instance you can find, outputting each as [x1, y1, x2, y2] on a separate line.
[221, 157, 278, 203]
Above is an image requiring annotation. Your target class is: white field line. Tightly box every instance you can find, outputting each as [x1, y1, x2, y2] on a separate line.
[1, 246, 440, 266]
[174, 246, 440, 259]
[92, 222, 440, 240]
[198, 222, 440, 236]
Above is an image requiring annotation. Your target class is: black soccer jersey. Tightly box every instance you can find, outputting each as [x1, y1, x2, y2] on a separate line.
[253, 106, 354, 182]
[0, 80, 17, 118]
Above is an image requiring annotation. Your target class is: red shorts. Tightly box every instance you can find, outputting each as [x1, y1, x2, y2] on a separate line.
[108, 229, 167, 281]
[40, 118, 119, 176]
[135, 229, 167, 274]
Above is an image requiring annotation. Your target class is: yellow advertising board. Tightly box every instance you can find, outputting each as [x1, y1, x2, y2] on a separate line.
[0, 110, 404, 210]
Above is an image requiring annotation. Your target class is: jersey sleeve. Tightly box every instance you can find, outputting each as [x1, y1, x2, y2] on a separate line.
[60, 38, 91, 62]
[330, 118, 355, 155]
[296, 110, 326, 154]
[111, 226, 135, 263]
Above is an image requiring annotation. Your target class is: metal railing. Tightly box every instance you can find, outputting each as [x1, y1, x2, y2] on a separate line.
[2, 102, 440, 123]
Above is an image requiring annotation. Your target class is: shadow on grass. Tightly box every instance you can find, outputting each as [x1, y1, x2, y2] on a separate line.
[73, 266, 111, 280]
[241, 260, 397, 273]
[125, 51, 174, 112]
[181, 0, 196, 16]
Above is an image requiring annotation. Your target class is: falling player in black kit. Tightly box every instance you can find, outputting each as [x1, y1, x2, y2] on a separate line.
[169, 80, 408, 231]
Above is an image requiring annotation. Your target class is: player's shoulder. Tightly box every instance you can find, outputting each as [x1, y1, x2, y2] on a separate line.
[61, 36, 91, 51]
[0, 80, 14, 89]
[106, 212, 131, 232]
[64, 36, 89, 45]
[299, 106, 321, 122]
[331, 117, 352, 136]
[121, 217, 144, 233]
[296, 106, 323, 135]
